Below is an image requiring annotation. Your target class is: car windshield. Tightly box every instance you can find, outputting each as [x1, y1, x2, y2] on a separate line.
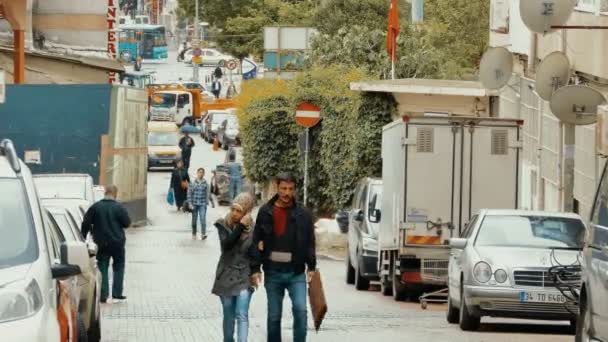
[34, 176, 87, 200]
[475, 215, 586, 249]
[212, 113, 231, 125]
[148, 132, 179, 146]
[227, 117, 239, 130]
[0, 179, 38, 269]
[50, 212, 77, 241]
[151, 93, 176, 108]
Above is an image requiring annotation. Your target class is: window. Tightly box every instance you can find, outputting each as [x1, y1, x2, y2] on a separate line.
[491, 0, 509, 33]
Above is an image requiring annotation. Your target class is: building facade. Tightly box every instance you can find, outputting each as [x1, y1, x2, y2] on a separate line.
[490, 0, 608, 219]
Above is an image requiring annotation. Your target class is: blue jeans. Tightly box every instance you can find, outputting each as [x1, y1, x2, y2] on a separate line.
[191, 205, 207, 235]
[265, 271, 307, 342]
[220, 289, 253, 342]
[230, 178, 242, 202]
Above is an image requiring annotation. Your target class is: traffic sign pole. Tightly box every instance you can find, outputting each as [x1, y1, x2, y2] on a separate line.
[295, 102, 321, 207]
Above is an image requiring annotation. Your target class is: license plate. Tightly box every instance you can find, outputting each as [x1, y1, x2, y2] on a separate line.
[159, 160, 174, 164]
[519, 291, 567, 303]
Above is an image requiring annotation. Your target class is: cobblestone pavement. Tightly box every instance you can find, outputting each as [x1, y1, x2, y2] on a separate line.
[100, 137, 575, 341]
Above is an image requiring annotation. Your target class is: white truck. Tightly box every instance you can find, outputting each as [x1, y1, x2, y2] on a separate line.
[379, 115, 522, 301]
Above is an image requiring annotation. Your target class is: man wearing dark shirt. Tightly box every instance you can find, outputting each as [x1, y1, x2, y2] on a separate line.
[252, 173, 316, 342]
[81, 185, 131, 303]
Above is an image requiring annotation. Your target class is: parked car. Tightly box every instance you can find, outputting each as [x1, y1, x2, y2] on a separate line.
[147, 121, 181, 170]
[203, 109, 237, 143]
[46, 206, 102, 341]
[217, 115, 240, 149]
[345, 178, 382, 291]
[185, 48, 233, 66]
[577, 163, 608, 342]
[215, 147, 257, 205]
[33, 173, 95, 205]
[0, 139, 85, 341]
[447, 209, 586, 331]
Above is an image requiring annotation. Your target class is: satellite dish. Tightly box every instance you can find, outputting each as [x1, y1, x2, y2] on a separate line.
[535, 51, 571, 101]
[550, 85, 606, 125]
[520, 0, 576, 34]
[479, 47, 513, 90]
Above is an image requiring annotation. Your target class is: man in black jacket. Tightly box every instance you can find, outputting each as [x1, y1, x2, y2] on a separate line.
[82, 185, 132, 303]
[252, 172, 316, 342]
[179, 132, 195, 170]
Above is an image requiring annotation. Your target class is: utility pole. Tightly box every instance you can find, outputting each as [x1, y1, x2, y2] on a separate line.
[193, 0, 200, 82]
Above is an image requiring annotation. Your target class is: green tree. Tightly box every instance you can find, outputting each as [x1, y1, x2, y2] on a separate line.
[314, 0, 410, 35]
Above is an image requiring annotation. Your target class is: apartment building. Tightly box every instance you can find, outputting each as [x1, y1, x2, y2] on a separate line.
[490, 0, 608, 219]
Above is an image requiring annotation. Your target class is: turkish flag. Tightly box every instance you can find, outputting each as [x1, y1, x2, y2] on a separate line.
[387, 0, 400, 62]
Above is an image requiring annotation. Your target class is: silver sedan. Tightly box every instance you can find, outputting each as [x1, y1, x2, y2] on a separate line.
[447, 209, 585, 331]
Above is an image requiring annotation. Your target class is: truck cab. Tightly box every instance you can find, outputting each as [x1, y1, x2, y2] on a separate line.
[149, 90, 196, 126]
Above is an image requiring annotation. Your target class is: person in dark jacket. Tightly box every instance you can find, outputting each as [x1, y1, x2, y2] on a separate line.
[252, 172, 316, 342]
[213, 192, 260, 342]
[81, 185, 131, 303]
[211, 77, 222, 99]
[170, 159, 190, 211]
[179, 132, 195, 170]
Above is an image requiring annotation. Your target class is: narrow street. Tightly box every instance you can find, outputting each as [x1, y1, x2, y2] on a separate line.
[100, 136, 574, 342]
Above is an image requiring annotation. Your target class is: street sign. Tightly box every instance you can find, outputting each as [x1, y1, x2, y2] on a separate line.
[192, 56, 203, 65]
[194, 48, 202, 57]
[295, 102, 321, 128]
[226, 59, 239, 71]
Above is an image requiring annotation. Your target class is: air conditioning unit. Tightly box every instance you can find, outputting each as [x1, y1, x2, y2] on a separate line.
[596, 105, 608, 156]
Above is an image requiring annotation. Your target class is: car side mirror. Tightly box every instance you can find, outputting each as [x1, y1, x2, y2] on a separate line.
[60, 241, 89, 274]
[369, 209, 381, 223]
[51, 264, 81, 280]
[354, 209, 364, 222]
[449, 238, 468, 250]
[87, 242, 98, 257]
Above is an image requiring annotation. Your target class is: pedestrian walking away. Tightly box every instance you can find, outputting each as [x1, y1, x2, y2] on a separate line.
[171, 159, 191, 212]
[210, 169, 219, 208]
[213, 192, 261, 342]
[214, 66, 224, 80]
[81, 185, 132, 304]
[252, 172, 317, 342]
[212, 77, 222, 99]
[179, 132, 195, 170]
[188, 167, 211, 240]
[227, 151, 242, 203]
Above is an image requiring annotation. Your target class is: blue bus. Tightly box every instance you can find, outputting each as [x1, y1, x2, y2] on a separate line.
[119, 24, 168, 63]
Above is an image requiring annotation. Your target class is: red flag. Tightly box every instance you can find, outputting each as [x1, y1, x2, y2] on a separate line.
[387, 0, 400, 62]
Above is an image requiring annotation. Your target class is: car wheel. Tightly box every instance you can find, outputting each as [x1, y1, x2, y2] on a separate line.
[576, 295, 593, 342]
[354, 256, 370, 291]
[182, 117, 192, 126]
[446, 291, 460, 324]
[392, 275, 407, 301]
[77, 314, 88, 342]
[346, 252, 355, 285]
[459, 285, 480, 331]
[380, 275, 393, 296]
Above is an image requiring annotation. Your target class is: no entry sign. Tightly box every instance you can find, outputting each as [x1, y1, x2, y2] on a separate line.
[295, 102, 321, 128]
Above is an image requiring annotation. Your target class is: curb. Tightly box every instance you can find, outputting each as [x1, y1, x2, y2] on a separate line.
[318, 252, 345, 262]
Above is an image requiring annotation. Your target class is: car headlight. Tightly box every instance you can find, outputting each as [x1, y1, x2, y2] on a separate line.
[494, 269, 508, 283]
[148, 153, 157, 159]
[0, 279, 44, 323]
[473, 261, 492, 283]
[362, 237, 377, 252]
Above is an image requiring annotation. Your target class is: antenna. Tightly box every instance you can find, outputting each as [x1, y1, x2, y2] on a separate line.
[479, 47, 513, 90]
[521, 0, 576, 34]
[535, 51, 571, 101]
[549, 85, 606, 125]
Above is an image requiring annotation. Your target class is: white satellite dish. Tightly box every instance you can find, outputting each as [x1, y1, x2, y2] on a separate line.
[535, 51, 571, 101]
[550, 85, 606, 125]
[521, 0, 576, 34]
[479, 47, 513, 90]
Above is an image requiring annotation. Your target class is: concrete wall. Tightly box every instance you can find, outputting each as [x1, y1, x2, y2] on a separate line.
[32, 0, 107, 49]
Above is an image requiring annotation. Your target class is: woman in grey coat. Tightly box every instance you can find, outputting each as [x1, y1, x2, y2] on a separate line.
[212, 192, 260, 342]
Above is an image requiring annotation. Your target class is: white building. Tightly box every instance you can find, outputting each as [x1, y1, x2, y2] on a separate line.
[489, 0, 608, 219]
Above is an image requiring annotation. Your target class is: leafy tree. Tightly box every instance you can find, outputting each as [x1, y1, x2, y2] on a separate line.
[314, 0, 410, 35]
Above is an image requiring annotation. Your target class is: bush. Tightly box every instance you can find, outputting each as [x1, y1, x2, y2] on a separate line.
[236, 66, 396, 214]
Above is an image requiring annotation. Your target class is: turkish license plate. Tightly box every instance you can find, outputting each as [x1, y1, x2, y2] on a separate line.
[519, 291, 567, 303]
[159, 160, 174, 164]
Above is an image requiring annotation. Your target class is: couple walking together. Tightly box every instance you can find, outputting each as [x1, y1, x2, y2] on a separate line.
[213, 172, 317, 342]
